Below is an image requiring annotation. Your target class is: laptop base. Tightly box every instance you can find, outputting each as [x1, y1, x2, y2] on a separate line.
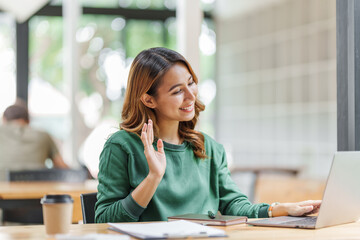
[248, 216, 317, 229]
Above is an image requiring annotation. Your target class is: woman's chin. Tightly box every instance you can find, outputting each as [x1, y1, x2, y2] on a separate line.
[180, 113, 195, 122]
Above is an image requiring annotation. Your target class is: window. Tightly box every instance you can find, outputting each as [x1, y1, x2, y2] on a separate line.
[0, 13, 16, 116]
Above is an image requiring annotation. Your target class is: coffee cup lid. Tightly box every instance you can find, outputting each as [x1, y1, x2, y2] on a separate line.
[41, 194, 74, 204]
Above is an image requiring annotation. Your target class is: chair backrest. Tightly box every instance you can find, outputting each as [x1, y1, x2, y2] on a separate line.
[80, 192, 97, 224]
[9, 168, 88, 182]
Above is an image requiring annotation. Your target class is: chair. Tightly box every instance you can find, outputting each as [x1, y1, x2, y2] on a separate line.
[80, 192, 97, 224]
[2, 168, 90, 224]
[9, 168, 89, 182]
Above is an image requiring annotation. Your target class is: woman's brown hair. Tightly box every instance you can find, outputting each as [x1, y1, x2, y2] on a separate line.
[121, 47, 207, 159]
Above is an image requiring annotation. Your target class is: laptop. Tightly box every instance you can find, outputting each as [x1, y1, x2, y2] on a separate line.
[248, 151, 360, 229]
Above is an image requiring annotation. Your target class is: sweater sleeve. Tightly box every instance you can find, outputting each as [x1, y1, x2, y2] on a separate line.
[217, 146, 270, 218]
[95, 141, 145, 223]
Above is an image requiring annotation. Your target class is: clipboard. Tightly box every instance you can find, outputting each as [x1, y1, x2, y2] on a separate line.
[108, 220, 227, 239]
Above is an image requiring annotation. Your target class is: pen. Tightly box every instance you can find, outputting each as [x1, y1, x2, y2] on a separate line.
[208, 210, 216, 219]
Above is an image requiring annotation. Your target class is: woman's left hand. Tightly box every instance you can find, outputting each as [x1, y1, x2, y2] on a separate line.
[272, 200, 322, 217]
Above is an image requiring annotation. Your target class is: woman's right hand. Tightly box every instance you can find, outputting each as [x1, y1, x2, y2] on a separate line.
[272, 200, 322, 217]
[141, 119, 166, 178]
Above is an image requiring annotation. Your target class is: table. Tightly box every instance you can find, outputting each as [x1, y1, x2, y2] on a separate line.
[0, 220, 360, 240]
[0, 180, 98, 223]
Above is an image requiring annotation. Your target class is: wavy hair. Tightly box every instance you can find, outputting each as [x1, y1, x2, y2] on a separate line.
[120, 47, 207, 159]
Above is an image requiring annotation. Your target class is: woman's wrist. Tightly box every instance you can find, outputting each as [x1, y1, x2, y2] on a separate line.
[271, 203, 288, 217]
[131, 172, 163, 208]
[147, 171, 164, 183]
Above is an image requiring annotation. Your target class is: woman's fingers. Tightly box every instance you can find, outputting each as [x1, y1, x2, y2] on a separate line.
[303, 200, 321, 215]
[311, 200, 322, 207]
[141, 121, 157, 154]
[296, 200, 322, 216]
[157, 139, 164, 154]
[301, 205, 314, 214]
[140, 122, 166, 177]
[308, 207, 320, 215]
[148, 119, 153, 144]
[285, 200, 322, 216]
[141, 123, 149, 149]
[150, 119, 154, 142]
[300, 200, 322, 206]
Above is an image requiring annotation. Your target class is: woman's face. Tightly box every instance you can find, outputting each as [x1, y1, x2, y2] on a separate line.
[151, 63, 198, 124]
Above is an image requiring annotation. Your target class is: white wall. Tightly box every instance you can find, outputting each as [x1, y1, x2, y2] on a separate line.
[215, 0, 337, 179]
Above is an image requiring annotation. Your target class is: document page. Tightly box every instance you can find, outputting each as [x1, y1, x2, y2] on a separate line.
[56, 234, 130, 240]
[108, 220, 227, 239]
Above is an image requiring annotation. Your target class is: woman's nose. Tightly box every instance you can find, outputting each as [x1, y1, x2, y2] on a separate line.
[185, 86, 196, 100]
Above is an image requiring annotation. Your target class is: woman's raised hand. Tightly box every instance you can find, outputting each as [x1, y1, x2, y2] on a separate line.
[141, 119, 166, 178]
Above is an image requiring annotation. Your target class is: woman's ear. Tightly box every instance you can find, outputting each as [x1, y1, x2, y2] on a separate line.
[140, 93, 157, 109]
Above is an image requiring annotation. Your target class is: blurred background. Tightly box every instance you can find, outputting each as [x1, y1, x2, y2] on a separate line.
[0, 0, 336, 203]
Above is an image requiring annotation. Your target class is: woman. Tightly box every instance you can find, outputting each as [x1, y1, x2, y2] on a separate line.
[95, 47, 321, 223]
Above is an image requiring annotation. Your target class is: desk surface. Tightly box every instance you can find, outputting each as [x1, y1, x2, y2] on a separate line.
[0, 220, 360, 240]
[0, 180, 98, 199]
[0, 180, 98, 223]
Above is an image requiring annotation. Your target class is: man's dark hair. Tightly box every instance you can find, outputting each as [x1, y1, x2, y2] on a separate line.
[3, 104, 29, 122]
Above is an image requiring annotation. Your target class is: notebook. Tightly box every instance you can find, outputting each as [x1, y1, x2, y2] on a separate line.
[248, 151, 360, 229]
[168, 213, 247, 226]
[108, 220, 227, 239]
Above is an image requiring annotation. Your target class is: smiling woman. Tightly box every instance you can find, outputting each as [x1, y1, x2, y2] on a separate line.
[94, 47, 321, 224]
[120, 47, 206, 158]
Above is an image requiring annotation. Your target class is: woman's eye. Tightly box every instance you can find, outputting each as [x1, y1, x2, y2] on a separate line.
[173, 89, 182, 94]
[188, 80, 195, 86]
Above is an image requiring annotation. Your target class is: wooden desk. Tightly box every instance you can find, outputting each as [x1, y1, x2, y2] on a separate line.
[0, 220, 360, 240]
[0, 180, 98, 223]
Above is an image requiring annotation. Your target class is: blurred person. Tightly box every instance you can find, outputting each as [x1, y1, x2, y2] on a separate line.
[95, 47, 321, 223]
[0, 101, 69, 181]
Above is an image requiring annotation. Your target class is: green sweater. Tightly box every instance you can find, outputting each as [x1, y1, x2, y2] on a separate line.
[95, 130, 269, 223]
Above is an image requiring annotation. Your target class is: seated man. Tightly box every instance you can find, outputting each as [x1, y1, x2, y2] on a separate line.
[0, 102, 69, 181]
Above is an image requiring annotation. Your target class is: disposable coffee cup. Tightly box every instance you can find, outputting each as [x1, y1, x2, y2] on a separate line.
[41, 194, 74, 235]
